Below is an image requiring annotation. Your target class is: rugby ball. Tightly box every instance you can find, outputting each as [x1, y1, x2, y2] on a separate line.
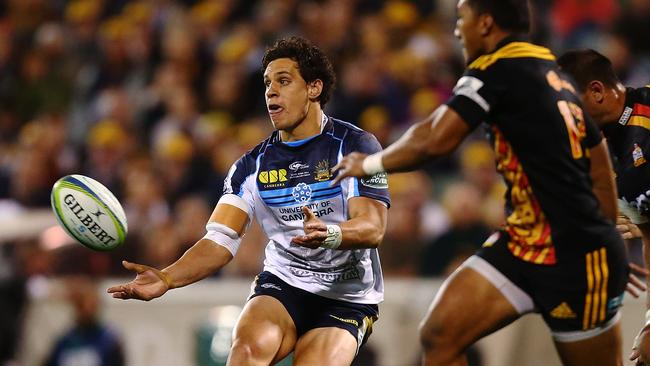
[50, 175, 128, 251]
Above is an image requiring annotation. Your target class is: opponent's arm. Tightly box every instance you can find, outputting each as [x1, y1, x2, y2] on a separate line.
[589, 140, 618, 222]
[107, 200, 249, 300]
[290, 196, 387, 250]
[331, 106, 472, 183]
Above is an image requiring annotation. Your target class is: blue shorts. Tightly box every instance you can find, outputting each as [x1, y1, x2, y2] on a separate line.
[248, 271, 378, 352]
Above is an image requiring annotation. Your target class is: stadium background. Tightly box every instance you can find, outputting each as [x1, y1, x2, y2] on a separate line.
[0, 0, 649, 365]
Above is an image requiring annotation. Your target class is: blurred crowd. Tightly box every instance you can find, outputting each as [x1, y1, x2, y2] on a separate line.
[0, 0, 649, 289]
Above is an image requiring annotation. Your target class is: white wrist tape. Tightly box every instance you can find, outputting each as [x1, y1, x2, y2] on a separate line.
[320, 225, 342, 249]
[203, 222, 241, 256]
[362, 153, 385, 175]
[644, 309, 650, 327]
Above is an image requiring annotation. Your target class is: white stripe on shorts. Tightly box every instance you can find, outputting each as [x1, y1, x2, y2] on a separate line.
[462, 255, 535, 314]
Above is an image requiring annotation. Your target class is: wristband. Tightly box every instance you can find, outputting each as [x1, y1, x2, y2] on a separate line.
[645, 309, 650, 326]
[321, 225, 342, 249]
[362, 153, 385, 175]
[159, 270, 173, 289]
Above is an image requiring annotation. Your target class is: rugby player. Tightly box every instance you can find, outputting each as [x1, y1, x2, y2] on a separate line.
[108, 36, 390, 366]
[332, 1, 628, 365]
[558, 48, 650, 365]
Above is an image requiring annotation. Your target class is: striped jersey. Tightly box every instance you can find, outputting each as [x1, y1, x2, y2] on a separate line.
[223, 116, 390, 303]
[603, 86, 650, 203]
[446, 36, 619, 265]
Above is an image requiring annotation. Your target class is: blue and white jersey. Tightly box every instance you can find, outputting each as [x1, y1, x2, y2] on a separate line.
[223, 116, 390, 304]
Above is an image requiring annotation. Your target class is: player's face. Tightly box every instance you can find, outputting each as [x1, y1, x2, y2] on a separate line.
[264, 58, 311, 131]
[454, 0, 484, 64]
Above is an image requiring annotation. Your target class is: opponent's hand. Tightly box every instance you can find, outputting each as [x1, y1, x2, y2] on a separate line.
[331, 152, 368, 186]
[635, 190, 650, 215]
[630, 325, 650, 365]
[290, 206, 327, 249]
[627, 263, 649, 298]
[618, 215, 642, 240]
[107, 261, 170, 301]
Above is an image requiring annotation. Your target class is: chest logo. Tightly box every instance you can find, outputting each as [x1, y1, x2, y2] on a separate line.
[633, 143, 646, 167]
[314, 160, 332, 182]
[259, 169, 287, 184]
[292, 182, 313, 203]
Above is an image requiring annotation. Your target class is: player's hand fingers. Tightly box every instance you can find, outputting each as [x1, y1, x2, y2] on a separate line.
[631, 263, 650, 276]
[122, 260, 150, 274]
[304, 222, 326, 232]
[330, 169, 348, 187]
[627, 284, 641, 298]
[631, 347, 640, 361]
[302, 206, 316, 221]
[331, 161, 343, 173]
[630, 274, 647, 291]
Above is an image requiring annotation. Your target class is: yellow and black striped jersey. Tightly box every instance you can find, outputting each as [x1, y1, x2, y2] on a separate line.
[446, 36, 617, 265]
[603, 86, 650, 203]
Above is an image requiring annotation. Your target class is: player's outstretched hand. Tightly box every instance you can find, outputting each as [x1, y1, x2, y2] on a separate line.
[635, 190, 650, 215]
[107, 261, 170, 301]
[290, 206, 327, 249]
[630, 325, 650, 365]
[330, 152, 368, 186]
[617, 215, 642, 240]
[627, 263, 649, 298]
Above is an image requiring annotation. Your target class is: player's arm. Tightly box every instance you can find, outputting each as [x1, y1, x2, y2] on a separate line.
[589, 140, 618, 222]
[107, 197, 249, 301]
[331, 106, 472, 182]
[290, 196, 387, 249]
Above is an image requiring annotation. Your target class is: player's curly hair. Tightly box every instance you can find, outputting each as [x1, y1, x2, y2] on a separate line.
[262, 36, 336, 107]
[467, 0, 530, 34]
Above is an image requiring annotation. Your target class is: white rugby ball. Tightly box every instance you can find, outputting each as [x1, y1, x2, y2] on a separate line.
[50, 174, 128, 251]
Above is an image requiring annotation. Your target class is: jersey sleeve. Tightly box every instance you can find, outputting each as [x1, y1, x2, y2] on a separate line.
[344, 132, 391, 207]
[445, 67, 504, 129]
[222, 154, 256, 217]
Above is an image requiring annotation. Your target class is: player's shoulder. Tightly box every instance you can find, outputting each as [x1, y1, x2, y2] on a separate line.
[634, 85, 650, 104]
[329, 117, 381, 148]
[468, 41, 555, 74]
[232, 134, 275, 170]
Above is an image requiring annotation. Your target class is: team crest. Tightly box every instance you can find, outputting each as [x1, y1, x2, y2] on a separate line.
[633, 143, 646, 167]
[314, 160, 332, 182]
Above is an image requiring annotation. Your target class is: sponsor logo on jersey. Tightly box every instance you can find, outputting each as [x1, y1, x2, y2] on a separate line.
[633, 143, 646, 167]
[618, 106, 633, 125]
[314, 160, 332, 182]
[292, 182, 312, 203]
[259, 169, 288, 188]
[289, 161, 309, 171]
[278, 201, 335, 221]
[550, 302, 576, 319]
[607, 294, 624, 313]
[360, 172, 388, 189]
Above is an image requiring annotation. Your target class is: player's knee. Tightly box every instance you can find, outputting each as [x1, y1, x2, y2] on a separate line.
[418, 319, 457, 353]
[229, 337, 275, 364]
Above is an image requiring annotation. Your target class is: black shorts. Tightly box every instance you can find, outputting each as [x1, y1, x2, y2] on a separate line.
[472, 231, 628, 338]
[248, 271, 378, 352]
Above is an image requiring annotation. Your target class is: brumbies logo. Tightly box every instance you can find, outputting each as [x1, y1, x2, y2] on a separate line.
[314, 160, 332, 182]
[360, 172, 388, 189]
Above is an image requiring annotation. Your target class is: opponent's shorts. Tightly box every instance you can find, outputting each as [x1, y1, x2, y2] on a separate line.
[465, 231, 628, 342]
[248, 271, 378, 353]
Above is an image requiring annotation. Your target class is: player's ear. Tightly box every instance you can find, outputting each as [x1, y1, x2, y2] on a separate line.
[587, 80, 605, 103]
[478, 13, 494, 36]
[308, 80, 323, 100]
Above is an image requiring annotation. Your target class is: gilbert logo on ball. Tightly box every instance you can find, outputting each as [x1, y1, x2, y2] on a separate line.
[50, 175, 128, 251]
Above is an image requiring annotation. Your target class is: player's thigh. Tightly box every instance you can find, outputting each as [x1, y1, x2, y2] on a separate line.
[554, 320, 622, 366]
[293, 327, 357, 366]
[420, 260, 521, 349]
[232, 295, 297, 362]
